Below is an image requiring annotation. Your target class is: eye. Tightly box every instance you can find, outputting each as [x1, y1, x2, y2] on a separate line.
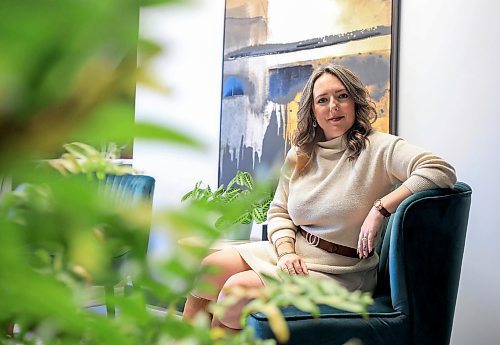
[336, 93, 350, 100]
[317, 97, 328, 104]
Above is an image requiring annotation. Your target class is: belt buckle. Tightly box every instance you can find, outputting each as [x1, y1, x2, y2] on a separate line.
[305, 232, 320, 247]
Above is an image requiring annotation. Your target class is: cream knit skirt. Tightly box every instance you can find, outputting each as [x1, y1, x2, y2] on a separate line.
[233, 231, 379, 292]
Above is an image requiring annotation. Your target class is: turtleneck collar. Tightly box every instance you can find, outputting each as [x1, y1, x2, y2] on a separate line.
[316, 135, 347, 153]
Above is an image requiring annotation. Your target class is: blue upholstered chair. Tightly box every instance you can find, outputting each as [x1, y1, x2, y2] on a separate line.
[99, 174, 155, 317]
[248, 182, 472, 345]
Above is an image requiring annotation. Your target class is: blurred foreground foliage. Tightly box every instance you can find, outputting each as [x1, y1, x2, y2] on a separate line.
[229, 273, 373, 343]
[0, 0, 372, 344]
[0, 0, 220, 343]
[0, 0, 200, 166]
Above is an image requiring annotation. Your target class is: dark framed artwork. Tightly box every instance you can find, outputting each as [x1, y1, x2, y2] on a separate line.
[218, 0, 400, 185]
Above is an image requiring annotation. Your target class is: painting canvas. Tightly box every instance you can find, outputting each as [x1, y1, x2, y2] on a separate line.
[219, 0, 399, 185]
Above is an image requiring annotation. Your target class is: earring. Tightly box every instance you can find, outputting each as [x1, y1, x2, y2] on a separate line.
[312, 119, 317, 128]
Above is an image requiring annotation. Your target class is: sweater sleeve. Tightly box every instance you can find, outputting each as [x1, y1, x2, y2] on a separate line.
[385, 137, 457, 193]
[267, 148, 298, 244]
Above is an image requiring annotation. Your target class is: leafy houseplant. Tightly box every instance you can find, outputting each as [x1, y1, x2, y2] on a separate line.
[181, 171, 274, 240]
[47, 142, 137, 180]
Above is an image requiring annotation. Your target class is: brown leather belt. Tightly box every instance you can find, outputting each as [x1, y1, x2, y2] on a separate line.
[298, 227, 373, 258]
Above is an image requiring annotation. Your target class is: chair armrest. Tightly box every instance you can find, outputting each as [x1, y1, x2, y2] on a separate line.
[388, 182, 471, 343]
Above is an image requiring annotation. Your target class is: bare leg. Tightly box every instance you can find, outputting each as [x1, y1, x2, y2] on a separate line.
[182, 294, 210, 321]
[212, 270, 263, 330]
[211, 317, 239, 333]
[182, 248, 251, 321]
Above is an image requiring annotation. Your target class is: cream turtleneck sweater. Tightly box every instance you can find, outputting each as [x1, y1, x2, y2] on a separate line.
[267, 131, 457, 249]
[233, 131, 455, 289]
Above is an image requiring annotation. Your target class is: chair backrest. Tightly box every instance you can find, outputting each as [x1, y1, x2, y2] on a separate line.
[376, 182, 472, 345]
[101, 174, 156, 257]
[102, 174, 155, 206]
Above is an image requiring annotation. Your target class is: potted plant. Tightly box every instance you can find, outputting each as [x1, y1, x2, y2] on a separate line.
[181, 170, 274, 240]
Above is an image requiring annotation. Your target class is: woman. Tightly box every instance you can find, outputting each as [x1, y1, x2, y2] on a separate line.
[182, 63, 456, 330]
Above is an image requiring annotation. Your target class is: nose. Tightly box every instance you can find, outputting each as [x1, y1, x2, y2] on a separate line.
[329, 97, 339, 111]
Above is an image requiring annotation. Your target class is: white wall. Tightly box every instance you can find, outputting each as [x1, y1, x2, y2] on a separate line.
[134, 0, 225, 256]
[398, 1, 500, 344]
[136, 0, 500, 342]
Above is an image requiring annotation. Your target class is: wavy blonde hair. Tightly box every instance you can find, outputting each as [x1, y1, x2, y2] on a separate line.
[292, 63, 377, 172]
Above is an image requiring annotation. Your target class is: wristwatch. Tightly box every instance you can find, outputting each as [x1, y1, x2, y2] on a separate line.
[373, 199, 391, 217]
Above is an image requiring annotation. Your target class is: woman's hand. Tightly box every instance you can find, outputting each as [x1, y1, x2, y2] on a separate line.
[277, 253, 309, 276]
[358, 207, 385, 258]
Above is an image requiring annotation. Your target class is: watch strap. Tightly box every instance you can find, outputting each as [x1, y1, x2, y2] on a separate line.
[374, 199, 391, 217]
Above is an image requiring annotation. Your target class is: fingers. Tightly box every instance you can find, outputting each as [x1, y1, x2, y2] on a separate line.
[357, 234, 366, 258]
[292, 260, 307, 275]
[357, 237, 363, 257]
[300, 260, 309, 275]
[358, 207, 385, 258]
[362, 236, 369, 257]
[367, 237, 374, 254]
[279, 256, 309, 276]
[358, 234, 374, 259]
[363, 238, 369, 257]
[281, 265, 296, 275]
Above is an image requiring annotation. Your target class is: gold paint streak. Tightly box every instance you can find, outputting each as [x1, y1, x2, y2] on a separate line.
[226, 0, 268, 19]
[284, 92, 301, 147]
[340, 36, 391, 56]
[373, 116, 389, 133]
[368, 81, 391, 133]
[335, 0, 392, 32]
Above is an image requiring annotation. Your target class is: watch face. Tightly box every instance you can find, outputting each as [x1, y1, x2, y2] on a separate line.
[374, 199, 390, 217]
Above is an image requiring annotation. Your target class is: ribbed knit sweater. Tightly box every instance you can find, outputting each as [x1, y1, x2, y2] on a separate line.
[267, 131, 457, 252]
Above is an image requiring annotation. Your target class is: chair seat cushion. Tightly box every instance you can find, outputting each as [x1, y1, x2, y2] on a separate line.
[248, 295, 409, 345]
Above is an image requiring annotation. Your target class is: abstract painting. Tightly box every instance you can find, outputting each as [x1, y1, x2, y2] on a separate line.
[219, 0, 399, 185]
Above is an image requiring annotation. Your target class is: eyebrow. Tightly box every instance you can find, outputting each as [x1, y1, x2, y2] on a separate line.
[314, 89, 348, 100]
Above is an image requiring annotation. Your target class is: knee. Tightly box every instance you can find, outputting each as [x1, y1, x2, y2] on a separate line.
[221, 273, 252, 292]
[200, 250, 230, 275]
[218, 271, 261, 301]
[194, 249, 242, 300]
[217, 271, 262, 329]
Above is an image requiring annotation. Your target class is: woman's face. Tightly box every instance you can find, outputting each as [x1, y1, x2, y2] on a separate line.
[312, 73, 355, 140]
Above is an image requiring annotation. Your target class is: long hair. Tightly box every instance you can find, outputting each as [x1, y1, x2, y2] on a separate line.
[292, 63, 377, 173]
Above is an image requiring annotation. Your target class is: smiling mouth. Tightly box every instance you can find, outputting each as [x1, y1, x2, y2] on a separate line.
[327, 116, 344, 122]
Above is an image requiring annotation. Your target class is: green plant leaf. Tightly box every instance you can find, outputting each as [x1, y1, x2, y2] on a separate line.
[63, 142, 100, 159]
[291, 297, 320, 318]
[252, 207, 268, 224]
[235, 212, 252, 225]
[135, 121, 204, 148]
[253, 303, 289, 343]
[222, 188, 241, 203]
[140, 0, 185, 6]
[235, 171, 254, 190]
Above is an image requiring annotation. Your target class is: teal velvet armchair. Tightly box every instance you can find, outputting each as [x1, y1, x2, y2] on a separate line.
[99, 174, 155, 317]
[248, 182, 472, 345]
